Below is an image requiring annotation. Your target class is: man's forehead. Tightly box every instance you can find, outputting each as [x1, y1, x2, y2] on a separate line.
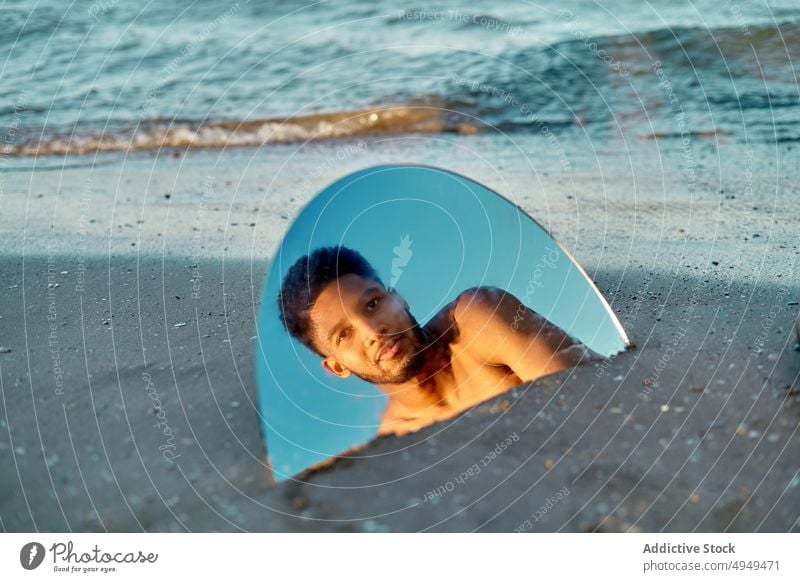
[315, 274, 375, 306]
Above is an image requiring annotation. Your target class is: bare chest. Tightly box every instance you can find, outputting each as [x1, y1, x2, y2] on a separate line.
[444, 344, 522, 409]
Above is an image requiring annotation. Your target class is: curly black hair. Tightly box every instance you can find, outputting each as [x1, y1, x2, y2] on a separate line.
[277, 246, 384, 355]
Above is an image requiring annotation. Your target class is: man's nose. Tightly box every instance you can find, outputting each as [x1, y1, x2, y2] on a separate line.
[354, 316, 387, 346]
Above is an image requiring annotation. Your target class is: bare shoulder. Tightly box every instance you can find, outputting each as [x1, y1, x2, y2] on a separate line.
[450, 285, 525, 356]
[453, 285, 565, 336]
[453, 285, 520, 325]
[451, 285, 590, 368]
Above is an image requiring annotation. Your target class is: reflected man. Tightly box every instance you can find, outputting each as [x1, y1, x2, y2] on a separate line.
[277, 246, 597, 436]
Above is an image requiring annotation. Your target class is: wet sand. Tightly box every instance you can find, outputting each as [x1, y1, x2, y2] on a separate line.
[1, 137, 798, 531]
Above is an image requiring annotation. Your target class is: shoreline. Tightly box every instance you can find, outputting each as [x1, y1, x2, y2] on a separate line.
[1, 137, 795, 263]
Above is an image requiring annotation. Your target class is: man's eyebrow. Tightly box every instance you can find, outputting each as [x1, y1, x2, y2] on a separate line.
[361, 285, 382, 299]
[325, 285, 384, 345]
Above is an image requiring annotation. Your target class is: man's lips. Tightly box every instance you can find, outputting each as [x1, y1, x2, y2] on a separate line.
[376, 336, 403, 362]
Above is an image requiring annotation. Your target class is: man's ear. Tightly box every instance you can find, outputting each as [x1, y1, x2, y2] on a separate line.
[321, 356, 351, 378]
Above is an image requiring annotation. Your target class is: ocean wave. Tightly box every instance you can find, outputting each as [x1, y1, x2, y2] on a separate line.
[8, 105, 482, 156]
[5, 16, 799, 157]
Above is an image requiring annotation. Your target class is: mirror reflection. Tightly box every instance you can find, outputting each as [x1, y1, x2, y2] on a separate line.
[256, 165, 630, 480]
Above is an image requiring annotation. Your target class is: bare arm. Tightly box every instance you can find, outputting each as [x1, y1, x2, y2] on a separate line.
[454, 286, 596, 382]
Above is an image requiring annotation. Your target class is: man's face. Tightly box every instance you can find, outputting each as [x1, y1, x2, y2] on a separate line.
[309, 274, 424, 384]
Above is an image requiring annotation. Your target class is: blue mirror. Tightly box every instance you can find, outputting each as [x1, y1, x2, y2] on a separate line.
[256, 164, 629, 480]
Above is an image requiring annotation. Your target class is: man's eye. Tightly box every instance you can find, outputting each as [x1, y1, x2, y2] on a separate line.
[337, 329, 349, 345]
[367, 296, 381, 310]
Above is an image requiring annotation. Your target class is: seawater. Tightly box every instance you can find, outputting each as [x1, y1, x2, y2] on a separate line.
[2, 0, 798, 155]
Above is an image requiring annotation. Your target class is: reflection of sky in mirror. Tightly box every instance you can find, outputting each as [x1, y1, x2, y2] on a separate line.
[257, 165, 627, 479]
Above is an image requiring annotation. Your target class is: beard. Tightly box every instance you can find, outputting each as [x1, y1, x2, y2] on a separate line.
[351, 309, 427, 385]
[352, 351, 422, 384]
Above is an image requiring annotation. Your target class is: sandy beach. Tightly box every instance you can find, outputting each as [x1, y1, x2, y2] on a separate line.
[1, 135, 798, 531]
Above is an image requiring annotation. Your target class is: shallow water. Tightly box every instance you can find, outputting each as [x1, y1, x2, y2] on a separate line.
[2, 0, 799, 155]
